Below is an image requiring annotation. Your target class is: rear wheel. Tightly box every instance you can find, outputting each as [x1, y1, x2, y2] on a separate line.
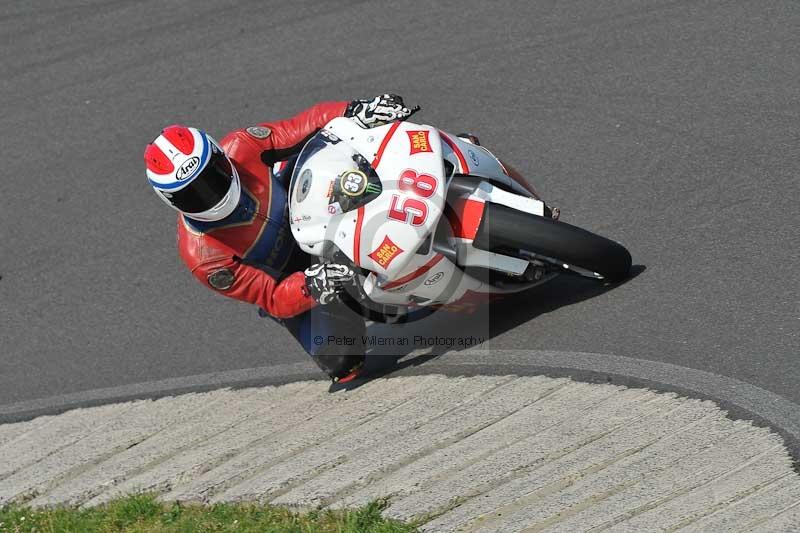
[472, 203, 632, 282]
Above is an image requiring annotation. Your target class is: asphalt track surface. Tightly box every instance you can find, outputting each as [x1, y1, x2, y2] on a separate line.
[0, 1, 798, 444]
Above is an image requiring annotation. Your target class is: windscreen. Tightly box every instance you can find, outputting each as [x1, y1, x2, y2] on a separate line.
[290, 130, 383, 213]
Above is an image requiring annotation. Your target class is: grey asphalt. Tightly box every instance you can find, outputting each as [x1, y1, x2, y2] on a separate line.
[0, 0, 798, 437]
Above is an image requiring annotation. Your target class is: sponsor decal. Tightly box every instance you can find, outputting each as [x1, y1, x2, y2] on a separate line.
[328, 203, 342, 215]
[320, 129, 340, 143]
[340, 170, 368, 197]
[368, 236, 404, 270]
[246, 126, 271, 139]
[175, 156, 200, 181]
[207, 268, 235, 290]
[468, 149, 480, 167]
[407, 130, 432, 154]
[424, 271, 445, 286]
[327, 171, 382, 212]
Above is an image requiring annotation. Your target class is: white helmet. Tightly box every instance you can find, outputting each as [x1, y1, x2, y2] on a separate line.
[144, 125, 241, 221]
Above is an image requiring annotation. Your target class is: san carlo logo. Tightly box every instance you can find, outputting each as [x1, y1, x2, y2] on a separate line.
[425, 271, 445, 285]
[175, 156, 200, 181]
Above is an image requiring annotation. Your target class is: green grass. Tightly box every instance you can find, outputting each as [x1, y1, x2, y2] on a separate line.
[0, 494, 418, 532]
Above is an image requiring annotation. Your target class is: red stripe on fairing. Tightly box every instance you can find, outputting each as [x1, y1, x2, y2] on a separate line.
[445, 198, 485, 240]
[144, 143, 174, 174]
[353, 206, 365, 266]
[161, 125, 195, 155]
[440, 133, 469, 173]
[382, 254, 445, 290]
[371, 121, 402, 168]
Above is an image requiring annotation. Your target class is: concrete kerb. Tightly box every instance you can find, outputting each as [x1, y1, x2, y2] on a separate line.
[0, 373, 799, 531]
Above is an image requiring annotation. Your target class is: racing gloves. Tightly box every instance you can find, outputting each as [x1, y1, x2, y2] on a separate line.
[304, 263, 358, 305]
[346, 94, 413, 128]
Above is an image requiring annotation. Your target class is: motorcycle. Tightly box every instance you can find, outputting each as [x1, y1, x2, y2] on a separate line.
[286, 117, 631, 321]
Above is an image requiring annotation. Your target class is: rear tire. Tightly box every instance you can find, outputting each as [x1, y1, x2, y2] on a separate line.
[472, 203, 632, 282]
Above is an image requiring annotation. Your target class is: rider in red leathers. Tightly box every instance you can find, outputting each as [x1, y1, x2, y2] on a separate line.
[143, 95, 413, 381]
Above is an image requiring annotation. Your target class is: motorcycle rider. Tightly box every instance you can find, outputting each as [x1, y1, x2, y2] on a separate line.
[143, 95, 414, 382]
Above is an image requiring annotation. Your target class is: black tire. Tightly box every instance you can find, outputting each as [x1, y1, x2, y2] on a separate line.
[472, 203, 632, 282]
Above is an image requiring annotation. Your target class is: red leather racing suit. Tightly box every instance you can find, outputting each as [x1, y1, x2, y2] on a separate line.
[176, 101, 349, 318]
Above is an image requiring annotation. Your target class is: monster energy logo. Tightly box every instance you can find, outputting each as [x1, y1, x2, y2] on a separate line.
[366, 183, 382, 195]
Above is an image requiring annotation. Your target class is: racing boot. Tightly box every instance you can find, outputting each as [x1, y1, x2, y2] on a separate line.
[333, 360, 364, 384]
[312, 353, 365, 383]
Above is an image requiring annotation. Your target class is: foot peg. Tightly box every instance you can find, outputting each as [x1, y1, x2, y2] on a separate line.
[522, 263, 547, 282]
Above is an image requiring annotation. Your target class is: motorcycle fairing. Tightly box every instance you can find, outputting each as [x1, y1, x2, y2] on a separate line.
[320, 118, 447, 278]
[288, 118, 554, 308]
[438, 132, 535, 198]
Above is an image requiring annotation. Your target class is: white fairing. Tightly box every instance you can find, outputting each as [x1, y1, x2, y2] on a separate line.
[332, 119, 445, 277]
[439, 132, 534, 198]
[288, 118, 548, 307]
[290, 118, 445, 279]
[289, 132, 360, 253]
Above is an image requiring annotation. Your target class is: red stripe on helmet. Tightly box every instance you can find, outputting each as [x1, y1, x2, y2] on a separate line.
[161, 125, 195, 155]
[144, 143, 174, 174]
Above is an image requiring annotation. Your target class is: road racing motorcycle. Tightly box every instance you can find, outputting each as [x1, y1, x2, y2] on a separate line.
[286, 117, 631, 321]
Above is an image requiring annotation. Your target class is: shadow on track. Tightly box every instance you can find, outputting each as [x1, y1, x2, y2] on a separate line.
[331, 265, 646, 392]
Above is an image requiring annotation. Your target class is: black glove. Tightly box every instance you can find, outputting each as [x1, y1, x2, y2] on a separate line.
[304, 263, 358, 305]
[345, 94, 413, 128]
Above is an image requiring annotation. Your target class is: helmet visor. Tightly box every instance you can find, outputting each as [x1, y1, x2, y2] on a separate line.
[163, 150, 233, 213]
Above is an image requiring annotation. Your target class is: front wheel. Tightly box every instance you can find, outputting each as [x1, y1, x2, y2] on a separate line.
[472, 203, 632, 282]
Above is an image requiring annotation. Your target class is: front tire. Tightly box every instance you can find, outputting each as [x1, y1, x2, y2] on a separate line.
[472, 203, 632, 282]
